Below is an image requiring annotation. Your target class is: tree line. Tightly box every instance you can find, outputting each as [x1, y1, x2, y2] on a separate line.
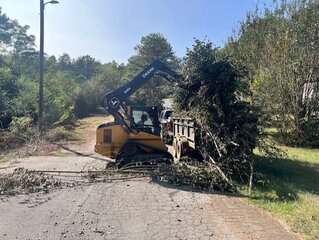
[225, 0, 319, 147]
[0, 0, 318, 148]
[0, 7, 176, 131]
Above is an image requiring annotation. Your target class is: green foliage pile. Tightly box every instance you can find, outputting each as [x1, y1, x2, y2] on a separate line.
[175, 40, 258, 181]
[225, 0, 319, 147]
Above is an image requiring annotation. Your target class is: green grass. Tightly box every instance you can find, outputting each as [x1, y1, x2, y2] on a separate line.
[0, 153, 8, 164]
[46, 126, 83, 142]
[281, 146, 319, 165]
[77, 115, 111, 126]
[241, 146, 319, 239]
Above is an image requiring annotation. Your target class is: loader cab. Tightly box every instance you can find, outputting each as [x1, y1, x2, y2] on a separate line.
[128, 106, 161, 135]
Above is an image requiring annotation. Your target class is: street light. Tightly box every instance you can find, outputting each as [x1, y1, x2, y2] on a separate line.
[38, 0, 59, 134]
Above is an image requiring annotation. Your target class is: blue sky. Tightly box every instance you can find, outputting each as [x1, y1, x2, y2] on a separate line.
[1, 0, 272, 63]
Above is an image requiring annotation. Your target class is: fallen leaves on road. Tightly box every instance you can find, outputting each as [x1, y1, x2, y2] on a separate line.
[0, 168, 62, 195]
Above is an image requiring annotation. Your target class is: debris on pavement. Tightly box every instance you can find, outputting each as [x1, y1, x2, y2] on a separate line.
[0, 167, 62, 195]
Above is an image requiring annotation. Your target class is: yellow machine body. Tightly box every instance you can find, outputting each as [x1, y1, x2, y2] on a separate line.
[95, 122, 167, 159]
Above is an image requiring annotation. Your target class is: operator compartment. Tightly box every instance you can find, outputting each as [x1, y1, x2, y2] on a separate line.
[130, 106, 161, 135]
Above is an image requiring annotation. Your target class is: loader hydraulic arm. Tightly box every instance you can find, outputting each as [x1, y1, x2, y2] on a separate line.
[101, 59, 182, 132]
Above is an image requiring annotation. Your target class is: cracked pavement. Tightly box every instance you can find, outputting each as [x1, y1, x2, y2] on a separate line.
[0, 174, 299, 240]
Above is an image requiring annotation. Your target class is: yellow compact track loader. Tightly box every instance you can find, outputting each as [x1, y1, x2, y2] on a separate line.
[95, 60, 184, 167]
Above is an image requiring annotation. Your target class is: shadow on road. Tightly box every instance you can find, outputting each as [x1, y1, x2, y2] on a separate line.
[150, 176, 243, 198]
[53, 143, 112, 163]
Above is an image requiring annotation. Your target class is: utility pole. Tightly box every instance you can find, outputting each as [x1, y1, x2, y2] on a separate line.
[38, 0, 44, 133]
[38, 0, 59, 134]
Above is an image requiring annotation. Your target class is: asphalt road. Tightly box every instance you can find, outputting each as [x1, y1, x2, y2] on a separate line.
[0, 172, 300, 240]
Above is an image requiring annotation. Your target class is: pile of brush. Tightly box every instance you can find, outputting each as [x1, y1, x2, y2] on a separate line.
[174, 40, 258, 187]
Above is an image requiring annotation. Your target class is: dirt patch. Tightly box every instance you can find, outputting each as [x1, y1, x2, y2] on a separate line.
[47, 115, 111, 157]
[1, 115, 110, 160]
